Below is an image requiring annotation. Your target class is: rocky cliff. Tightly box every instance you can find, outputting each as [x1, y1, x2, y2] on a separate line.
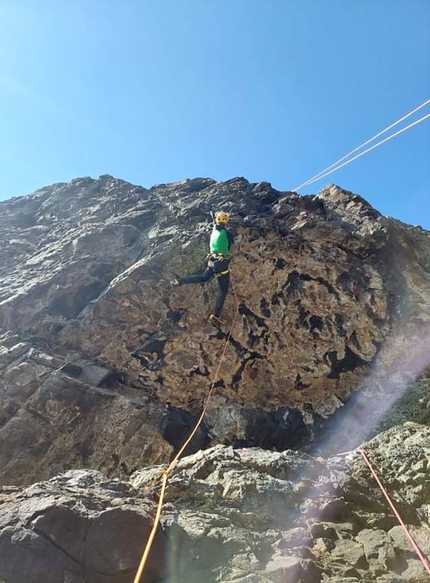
[1, 175, 430, 486]
[1, 175, 430, 583]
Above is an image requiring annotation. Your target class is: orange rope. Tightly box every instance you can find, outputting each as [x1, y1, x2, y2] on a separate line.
[358, 448, 430, 577]
[133, 284, 241, 583]
[132, 470, 168, 583]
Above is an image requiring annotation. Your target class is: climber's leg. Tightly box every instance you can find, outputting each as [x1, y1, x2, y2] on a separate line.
[173, 267, 214, 286]
[212, 272, 230, 318]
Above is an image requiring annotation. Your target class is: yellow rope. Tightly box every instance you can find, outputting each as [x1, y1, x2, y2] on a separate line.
[132, 470, 168, 583]
[133, 285, 240, 583]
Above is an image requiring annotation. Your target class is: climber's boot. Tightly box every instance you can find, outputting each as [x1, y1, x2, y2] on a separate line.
[209, 314, 223, 331]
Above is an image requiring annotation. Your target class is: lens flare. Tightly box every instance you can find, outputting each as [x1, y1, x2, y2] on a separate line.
[316, 325, 430, 457]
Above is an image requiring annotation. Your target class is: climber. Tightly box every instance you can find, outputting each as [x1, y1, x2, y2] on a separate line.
[172, 211, 234, 329]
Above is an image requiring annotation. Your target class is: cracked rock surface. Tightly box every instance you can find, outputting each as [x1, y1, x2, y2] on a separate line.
[0, 176, 430, 485]
[1, 423, 429, 582]
[0, 469, 165, 583]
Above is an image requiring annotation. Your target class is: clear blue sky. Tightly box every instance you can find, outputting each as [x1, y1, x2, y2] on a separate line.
[0, 1, 429, 227]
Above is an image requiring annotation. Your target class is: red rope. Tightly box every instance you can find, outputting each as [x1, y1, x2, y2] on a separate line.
[358, 447, 430, 577]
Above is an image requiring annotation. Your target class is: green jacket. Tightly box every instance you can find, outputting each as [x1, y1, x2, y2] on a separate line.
[210, 225, 233, 256]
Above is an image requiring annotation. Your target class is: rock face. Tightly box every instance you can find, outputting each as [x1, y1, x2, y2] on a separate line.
[1, 422, 429, 582]
[1, 175, 430, 485]
[0, 470, 166, 583]
[373, 370, 430, 435]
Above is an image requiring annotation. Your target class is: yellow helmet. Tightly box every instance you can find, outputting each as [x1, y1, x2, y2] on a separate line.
[215, 211, 229, 225]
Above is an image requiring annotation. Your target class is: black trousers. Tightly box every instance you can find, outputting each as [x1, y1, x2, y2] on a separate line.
[179, 267, 230, 318]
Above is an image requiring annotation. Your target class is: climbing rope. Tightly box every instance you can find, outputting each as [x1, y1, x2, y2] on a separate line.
[293, 98, 430, 191]
[133, 284, 241, 583]
[295, 98, 430, 190]
[357, 447, 430, 577]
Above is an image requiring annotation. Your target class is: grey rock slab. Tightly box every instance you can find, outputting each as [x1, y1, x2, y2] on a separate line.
[399, 558, 430, 582]
[331, 539, 367, 569]
[0, 472, 165, 583]
[0, 342, 29, 364]
[276, 527, 312, 549]
[388, 524, 430, 557]
[264, 554, 302, 583]
[356, 528, 397, 565]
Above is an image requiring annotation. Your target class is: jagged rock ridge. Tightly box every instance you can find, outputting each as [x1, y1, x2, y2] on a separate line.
[1, 423, 429, 582]
[0, 176, 430, 486]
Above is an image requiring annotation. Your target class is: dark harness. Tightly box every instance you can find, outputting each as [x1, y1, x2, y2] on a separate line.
[208, 253, 230, 275]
